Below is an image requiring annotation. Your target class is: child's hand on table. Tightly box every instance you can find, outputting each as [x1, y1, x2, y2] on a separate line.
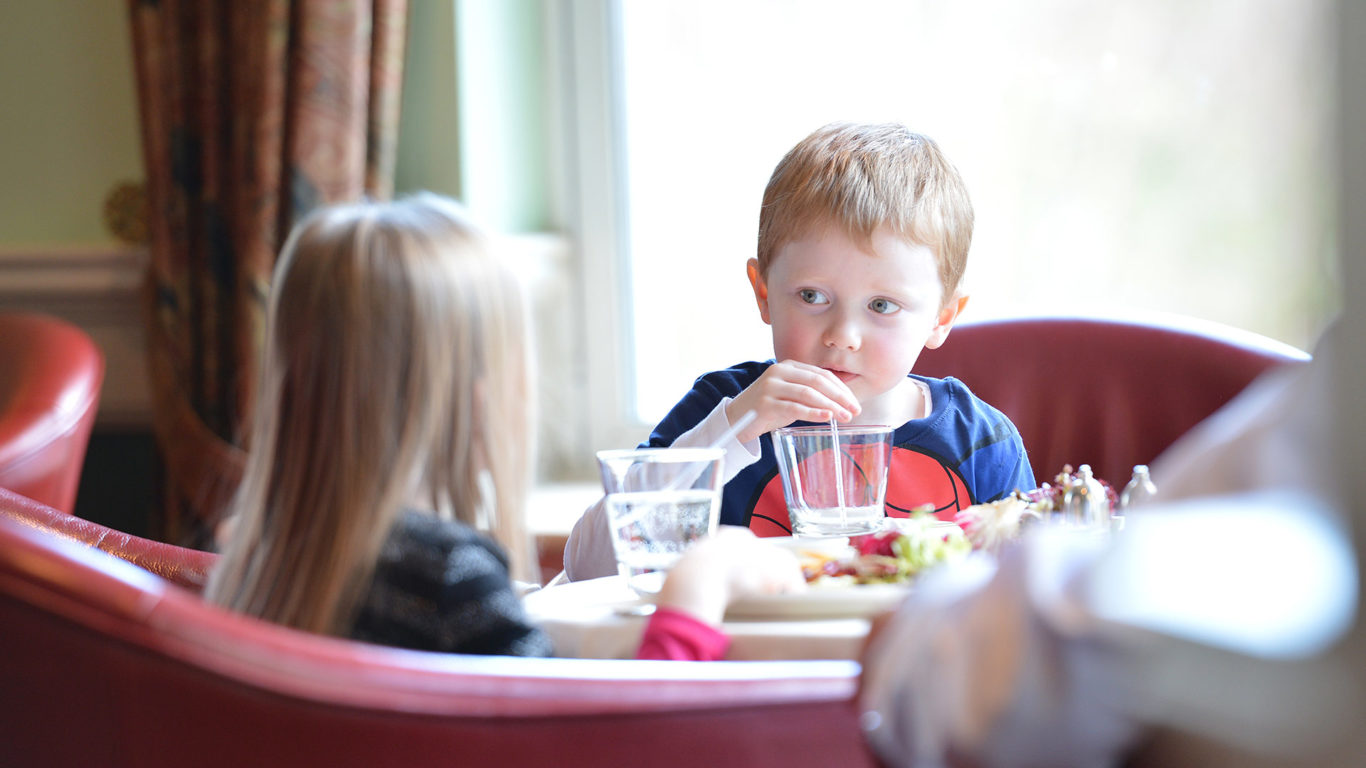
[724, 360, 861, 444]
[655, 526, 807, 627]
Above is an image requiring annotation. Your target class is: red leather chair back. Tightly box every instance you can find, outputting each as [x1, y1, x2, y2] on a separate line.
[0, 312, 105, 512]
[0, 494, 878, 768]
[0, 486, 214, 591]
[913, 314, 1310, 489]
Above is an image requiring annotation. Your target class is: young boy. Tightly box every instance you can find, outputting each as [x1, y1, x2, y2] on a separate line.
[564, 122, 1034, 580]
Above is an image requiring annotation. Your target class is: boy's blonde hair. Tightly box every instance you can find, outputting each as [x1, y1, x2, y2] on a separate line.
[206, 193, 534, 636]
[756, 122, 974, 304]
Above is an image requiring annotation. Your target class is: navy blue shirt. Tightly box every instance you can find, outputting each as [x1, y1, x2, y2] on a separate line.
[646, 361, 1035, 535]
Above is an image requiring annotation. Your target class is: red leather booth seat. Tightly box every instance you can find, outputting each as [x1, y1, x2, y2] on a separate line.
[0, 488, 878, 768]
[913, 313, 1310, 489]
[0, 312, 105, 512]
[0, 486, 213, 591]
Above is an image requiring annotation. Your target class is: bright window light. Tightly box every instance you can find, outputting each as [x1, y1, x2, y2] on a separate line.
[616, 0, 1336, 423]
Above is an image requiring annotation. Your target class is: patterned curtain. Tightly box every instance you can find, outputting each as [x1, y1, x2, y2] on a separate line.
[127, 0, 408, 545]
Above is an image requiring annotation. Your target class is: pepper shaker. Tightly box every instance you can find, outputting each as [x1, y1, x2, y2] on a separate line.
[1062, 464, 1110, 527]
[1120, 464, 1158, 510]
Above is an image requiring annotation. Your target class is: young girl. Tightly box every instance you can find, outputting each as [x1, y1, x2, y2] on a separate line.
[206, 193, 801, 659]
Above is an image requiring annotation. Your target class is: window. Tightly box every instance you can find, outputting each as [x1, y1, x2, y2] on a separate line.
[558, 0, 1336, 457]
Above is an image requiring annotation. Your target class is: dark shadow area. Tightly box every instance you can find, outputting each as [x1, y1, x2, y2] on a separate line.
[74, 428, 160, 538]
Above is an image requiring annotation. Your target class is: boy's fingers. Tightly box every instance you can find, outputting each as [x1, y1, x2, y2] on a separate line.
[776, 403, 850, 426]
[772, 381, 855, 421]
[740, 361, 859, 429]
[773, 361, 860, 411]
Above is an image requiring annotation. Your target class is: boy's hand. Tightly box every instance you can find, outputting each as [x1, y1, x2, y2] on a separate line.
[724, 360, 861, 443]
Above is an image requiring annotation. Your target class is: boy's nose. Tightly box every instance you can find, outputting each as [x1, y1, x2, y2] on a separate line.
[822, 317, 861, 351]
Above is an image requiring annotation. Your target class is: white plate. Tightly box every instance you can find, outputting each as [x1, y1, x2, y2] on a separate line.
[724, 581, 911, 620]
[634, 532, 939, 620]
[726, 534, 912, 619]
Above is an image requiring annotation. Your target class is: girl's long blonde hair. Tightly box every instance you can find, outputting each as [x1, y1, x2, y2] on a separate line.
[206, 193, 534, 636]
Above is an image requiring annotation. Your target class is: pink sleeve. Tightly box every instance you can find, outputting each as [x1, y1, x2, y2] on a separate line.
[635, 606, 730, 661]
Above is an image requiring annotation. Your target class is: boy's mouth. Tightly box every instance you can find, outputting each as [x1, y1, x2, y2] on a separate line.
[825, 368, 857, 383]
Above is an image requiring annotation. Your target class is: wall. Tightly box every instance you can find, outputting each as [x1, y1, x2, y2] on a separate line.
[394, 0, 462, 200]
[0, 1, 143, 244]
[0, 1, 584, 489]
[0, 0, 149, 427]
[0, 1, 563, 430]
[395, 0, 557, 231]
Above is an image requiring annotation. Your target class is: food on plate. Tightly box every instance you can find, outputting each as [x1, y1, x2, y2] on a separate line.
[955, 465, 1122, 550]
[796, 517, 970, 587]
[954, 492, 1042, 552]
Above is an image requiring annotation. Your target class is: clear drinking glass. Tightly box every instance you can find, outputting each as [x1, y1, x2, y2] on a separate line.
[772, 424, 893, 536]
[596, 446, 725, 594]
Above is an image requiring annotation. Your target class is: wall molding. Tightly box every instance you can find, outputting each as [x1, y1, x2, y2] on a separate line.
[0, 237, 584, 457]
[0, 245, 145, 311]
[0, 245, 150, 428]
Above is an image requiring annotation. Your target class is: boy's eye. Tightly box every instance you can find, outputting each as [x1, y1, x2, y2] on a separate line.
[869, 297, 901, 315]
[798, 288, 829, 305]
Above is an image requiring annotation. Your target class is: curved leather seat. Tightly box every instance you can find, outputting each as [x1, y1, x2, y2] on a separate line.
[913, 313, 1310, 488]
[0, 312, 105, 512]
[0, 490, 876, 768]
[0, 486, 213, 591]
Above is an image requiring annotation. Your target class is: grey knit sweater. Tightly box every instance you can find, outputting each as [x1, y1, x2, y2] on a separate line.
[350, 509, 552, 657]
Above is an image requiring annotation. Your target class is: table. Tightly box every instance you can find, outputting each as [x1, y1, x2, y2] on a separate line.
[522, 575, 879, 661]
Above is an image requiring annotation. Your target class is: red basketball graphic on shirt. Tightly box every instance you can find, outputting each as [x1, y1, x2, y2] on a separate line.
[747, 447, 971, 536]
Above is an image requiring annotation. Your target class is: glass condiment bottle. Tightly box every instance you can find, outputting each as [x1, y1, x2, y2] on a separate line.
[1120, 464, 1158, 510]
[1061, 464, 1110, 527]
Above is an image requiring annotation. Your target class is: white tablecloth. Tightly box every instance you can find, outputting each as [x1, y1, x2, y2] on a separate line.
[522, 575, 876, 661]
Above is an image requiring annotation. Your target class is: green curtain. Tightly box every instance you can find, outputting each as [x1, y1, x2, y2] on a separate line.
[127, 0, 408, 545]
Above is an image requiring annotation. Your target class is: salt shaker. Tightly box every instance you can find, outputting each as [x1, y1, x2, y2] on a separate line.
[1120, 464, 1158, 510]
[1061, 464, 1110, 527]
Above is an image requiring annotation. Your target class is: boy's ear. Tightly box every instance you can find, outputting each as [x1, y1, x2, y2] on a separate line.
[924, 291, 970, 349]
[746, 258, 772, 325]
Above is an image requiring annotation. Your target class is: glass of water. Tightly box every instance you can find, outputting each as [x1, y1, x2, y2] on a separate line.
[596, 446, 725, 595]
[772, 424, 893, 536]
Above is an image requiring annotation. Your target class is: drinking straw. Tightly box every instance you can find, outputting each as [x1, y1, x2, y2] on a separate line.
[711, 409, 757, 451]
[829, 417, 847, 527]
[658, 410, 757, 493]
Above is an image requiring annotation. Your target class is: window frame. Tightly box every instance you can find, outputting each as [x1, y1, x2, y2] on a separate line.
[551, 0, 652, 456]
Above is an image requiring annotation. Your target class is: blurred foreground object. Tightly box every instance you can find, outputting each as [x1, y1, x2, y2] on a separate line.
[863, 334, 1362, 767]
